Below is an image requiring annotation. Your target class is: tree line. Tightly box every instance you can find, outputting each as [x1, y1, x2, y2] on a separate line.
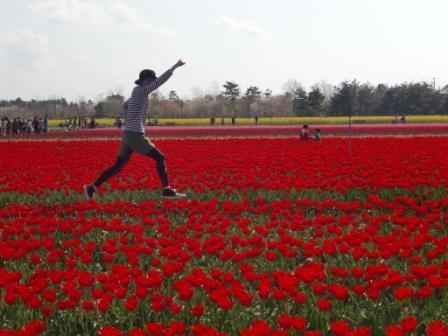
[0, 97, 94, 120]
[1, 80, 447, 120]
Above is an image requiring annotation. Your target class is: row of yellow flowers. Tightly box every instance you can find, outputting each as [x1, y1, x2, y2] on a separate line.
[48, 115, 448, 128]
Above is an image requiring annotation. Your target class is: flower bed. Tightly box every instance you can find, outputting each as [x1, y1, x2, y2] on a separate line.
[0, 136, 447, 335]
[3, 123, 448, 140]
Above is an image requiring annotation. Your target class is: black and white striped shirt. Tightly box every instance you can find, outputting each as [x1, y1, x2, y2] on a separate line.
[124, 69, 173, 133]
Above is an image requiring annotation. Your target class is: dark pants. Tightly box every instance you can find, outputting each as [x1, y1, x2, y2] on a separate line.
[93, 147, 169, 188]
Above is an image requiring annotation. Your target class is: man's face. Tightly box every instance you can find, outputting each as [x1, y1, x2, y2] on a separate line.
[141, 78, 155, 85]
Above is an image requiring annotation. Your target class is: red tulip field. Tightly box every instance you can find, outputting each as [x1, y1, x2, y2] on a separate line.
[0, 131, 447, 335]
[11, 123, 448, 140]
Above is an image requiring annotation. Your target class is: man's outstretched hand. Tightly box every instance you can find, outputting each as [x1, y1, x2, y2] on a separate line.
[171, 59, 186, 72]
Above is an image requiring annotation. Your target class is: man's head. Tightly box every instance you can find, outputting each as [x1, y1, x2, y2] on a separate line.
[135, 69, 157, 85]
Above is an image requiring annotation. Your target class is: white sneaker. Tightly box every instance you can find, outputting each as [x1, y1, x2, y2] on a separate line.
[162, 188, 186, 199]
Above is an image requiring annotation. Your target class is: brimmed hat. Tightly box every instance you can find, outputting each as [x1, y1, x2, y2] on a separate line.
[135, 69, 157, 85]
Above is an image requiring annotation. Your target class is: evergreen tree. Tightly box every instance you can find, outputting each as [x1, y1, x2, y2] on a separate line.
[308, 87, 325, 116]
[222, 81, 240, 117]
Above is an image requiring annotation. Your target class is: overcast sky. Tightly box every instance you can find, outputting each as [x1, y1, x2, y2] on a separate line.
[1, 0, 447, 101]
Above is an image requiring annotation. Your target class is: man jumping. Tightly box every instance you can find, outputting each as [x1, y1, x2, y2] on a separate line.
[84, 59, 187, 199]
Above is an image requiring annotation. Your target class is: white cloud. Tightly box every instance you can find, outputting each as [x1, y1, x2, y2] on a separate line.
[0, 29, 53, 99]
[26, 0, 176, 38]
[217, 16, 269, 39]
[109, 1, 176, 38]
[0, 29, 51, 73]
[26, 0, 107, 24]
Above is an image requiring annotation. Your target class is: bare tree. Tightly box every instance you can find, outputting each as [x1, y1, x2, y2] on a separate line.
[283, 79, 303, 99]
[312, 80, 335, 101]
[191, 86, 204, 99]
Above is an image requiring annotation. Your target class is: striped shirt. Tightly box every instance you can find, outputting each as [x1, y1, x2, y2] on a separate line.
[124, 69, 173, 133]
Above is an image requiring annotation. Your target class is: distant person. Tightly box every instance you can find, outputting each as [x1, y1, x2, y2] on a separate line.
[32, 117, 39, 134]
[0, 117, 6, 136]
[5, 118, 11, 137]
[231, 117, 236, 125]
[84, 59, 187, 200]
[19, 118, 26, 134]
[254, 116, 259, 124]
[313, 128, 321, 141]
[221, 116, 225, 125]
[38, 118, 44, 133]
[44, 115, 48, 133]
[210, 117, 215, 126]
[26, 119, 32, 134]
[300, 124, 310, 141]
[12, 118, 18, 135]
[400, 116, 406, 124]
[5, 117, 12, 138]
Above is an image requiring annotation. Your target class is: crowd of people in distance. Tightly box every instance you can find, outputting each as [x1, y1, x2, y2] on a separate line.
[1, 115, 323, 141]
[392, 115, 407, 124]
[209, 116, 260, 126]
[0, 116, 48, 137]
[115, 118, 125, 129]
[0, 116, 104, 136]
[58, 117, 96, 131]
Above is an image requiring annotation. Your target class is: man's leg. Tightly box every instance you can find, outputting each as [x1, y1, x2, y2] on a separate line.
[146, 147, 186, 199]
[93, 155, 131, 188]
[147, 147, 169, 188]
[84, 155, 131, 199]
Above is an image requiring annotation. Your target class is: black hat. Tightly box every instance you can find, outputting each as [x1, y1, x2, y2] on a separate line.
[135, 69, 157, 85]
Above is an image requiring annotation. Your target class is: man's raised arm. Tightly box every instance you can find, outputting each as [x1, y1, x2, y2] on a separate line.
[136, 59, 186, 97]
